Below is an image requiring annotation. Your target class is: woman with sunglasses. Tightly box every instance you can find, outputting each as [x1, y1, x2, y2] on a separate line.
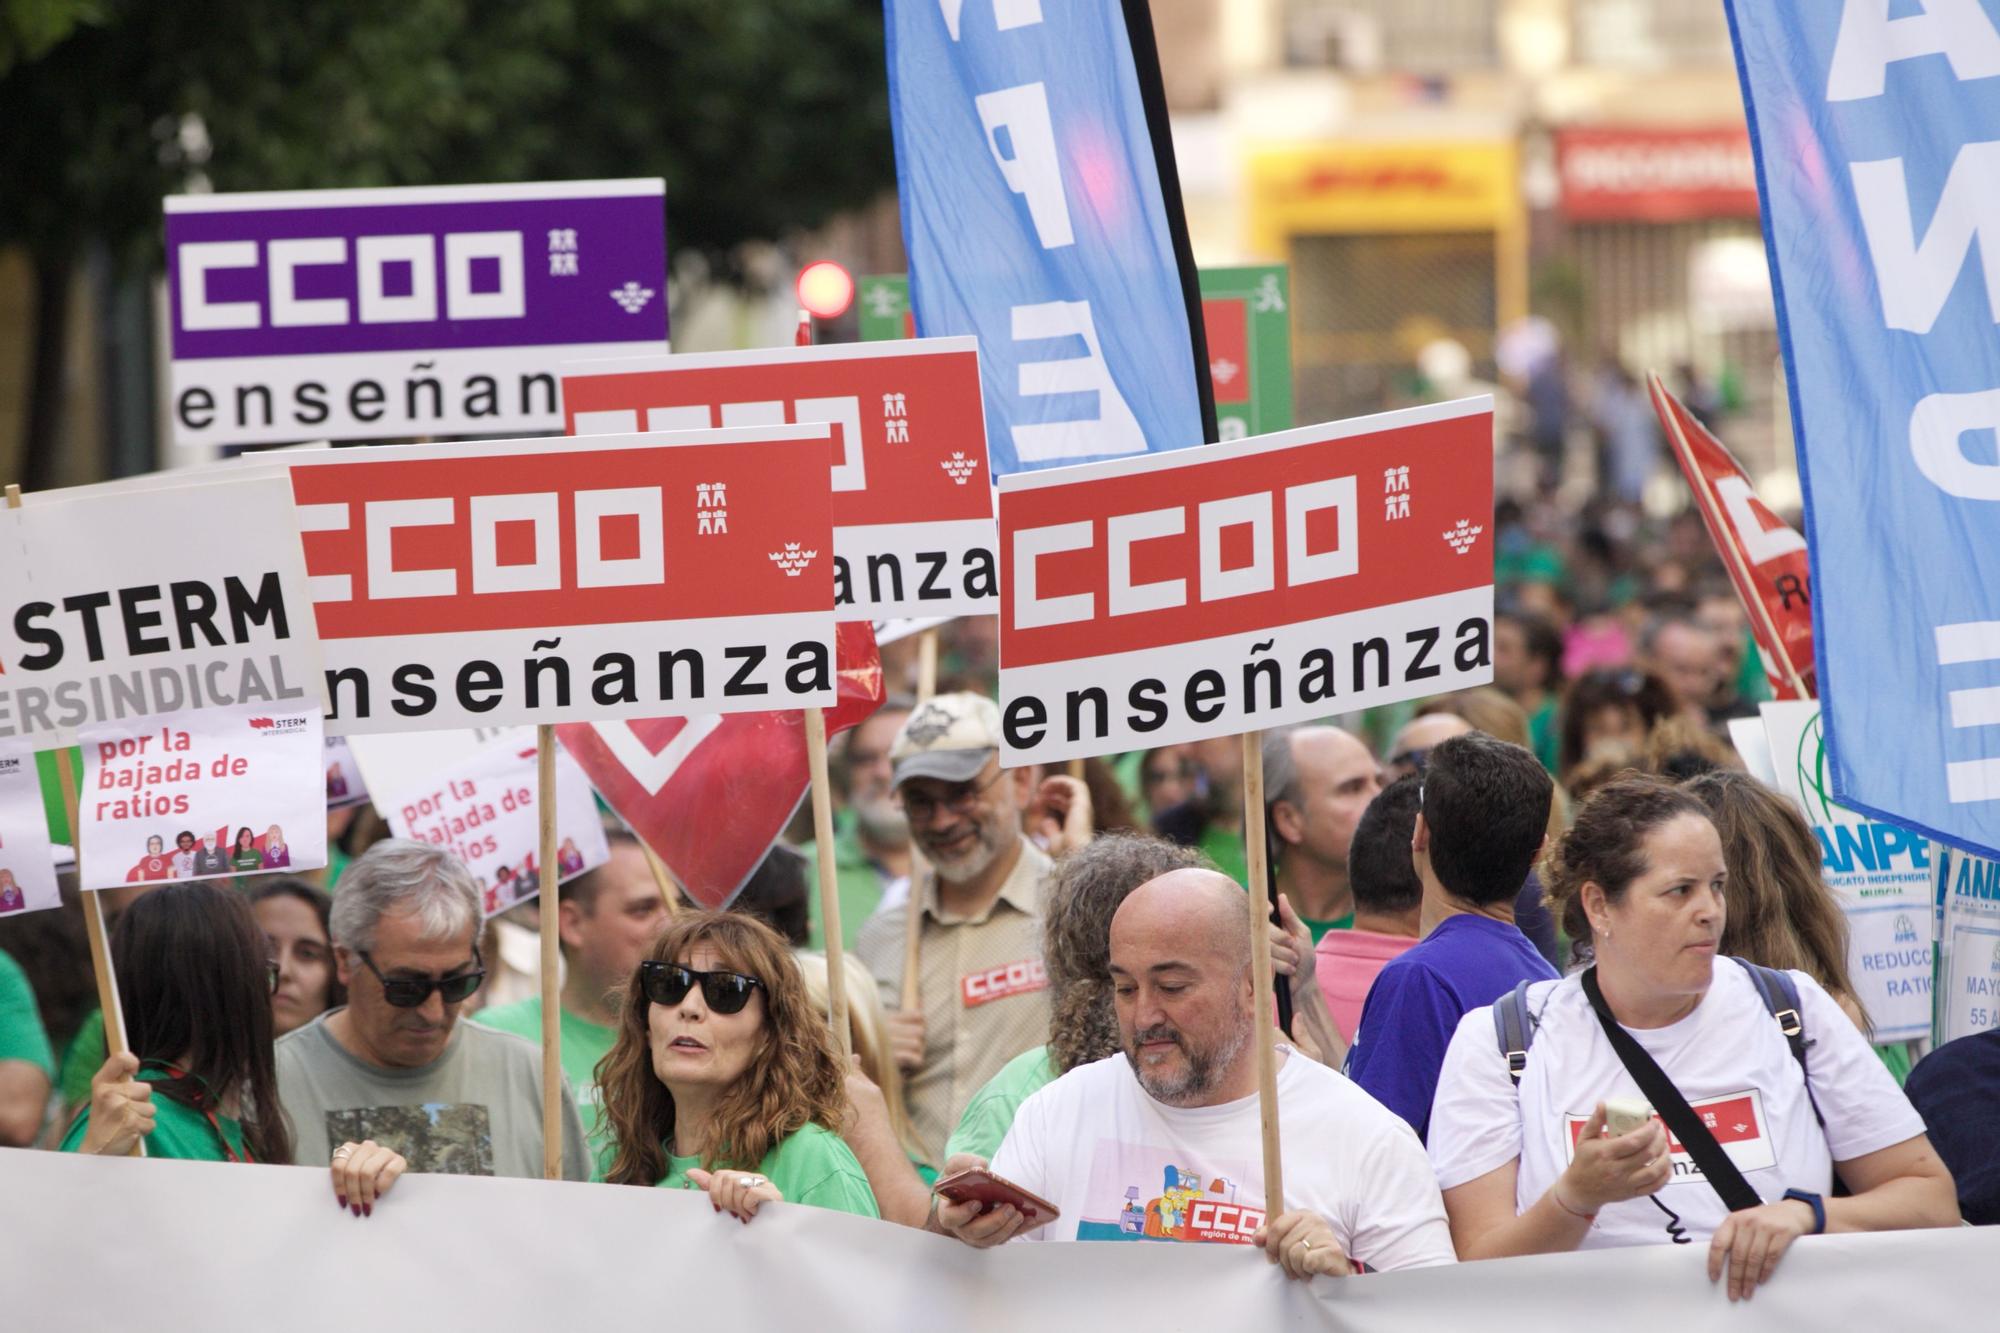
[60, 882, 295, 1164]
[599, 911, 879, 1221]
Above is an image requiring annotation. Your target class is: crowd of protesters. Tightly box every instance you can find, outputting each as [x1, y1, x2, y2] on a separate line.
[2, 485, 1995, 1293]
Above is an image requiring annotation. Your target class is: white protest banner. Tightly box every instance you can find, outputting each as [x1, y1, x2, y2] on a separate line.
[379, 732, 608, 917]
[342, 725, 520, 803]
[76, 701, 326, 891]
[1727, 715, 1777, 787]
[1933, 844, 2000, 1045]
[563, 338, 996, 619]
[165, 180, 668, 447]
[996, 398, 1495, 765]
[0, 741, 60, 916]
[1761, 701, 1933, 1040]
[6, 1151, 1997, 1333]
[0, 475, 325, 749]
[323, 736, 368, 809]
[280, 427, 837, 733]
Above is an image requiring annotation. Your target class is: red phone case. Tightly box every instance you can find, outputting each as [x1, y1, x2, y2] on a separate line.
[932, 1168, 1061, 1224]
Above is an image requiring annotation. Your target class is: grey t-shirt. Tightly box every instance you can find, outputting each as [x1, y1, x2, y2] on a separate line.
[275, 1009, 591, 1182]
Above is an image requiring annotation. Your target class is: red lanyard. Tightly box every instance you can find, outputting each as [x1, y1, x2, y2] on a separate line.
[151, 1064, 254, 1164]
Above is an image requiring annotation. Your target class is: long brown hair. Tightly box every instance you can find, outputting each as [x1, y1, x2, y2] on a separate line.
[599, 911, 845, 1186]
[1681, 769, 1865, 1025]
[103, 882, 293, 1164]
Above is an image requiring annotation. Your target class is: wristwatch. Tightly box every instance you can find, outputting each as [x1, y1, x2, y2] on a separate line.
[1781, 1188, 1826, 1235]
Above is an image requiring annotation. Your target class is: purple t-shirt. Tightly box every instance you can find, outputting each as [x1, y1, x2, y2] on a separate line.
[1345, 913, 1558, 1142]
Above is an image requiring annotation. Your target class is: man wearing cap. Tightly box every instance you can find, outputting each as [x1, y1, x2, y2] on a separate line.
[853, 692, 1091, 1163]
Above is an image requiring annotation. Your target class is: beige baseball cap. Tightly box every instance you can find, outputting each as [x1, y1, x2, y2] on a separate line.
[890, 692, 1003, 787]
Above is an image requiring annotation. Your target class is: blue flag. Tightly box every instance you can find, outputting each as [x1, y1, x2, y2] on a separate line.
[1727, 1, 2000, 857]
[883, 0, 1211, 476]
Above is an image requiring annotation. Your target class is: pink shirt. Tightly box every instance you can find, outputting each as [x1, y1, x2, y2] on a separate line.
[1315, 928, 1419, 1043]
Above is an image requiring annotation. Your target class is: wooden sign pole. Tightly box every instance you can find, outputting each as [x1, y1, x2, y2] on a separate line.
[1239, 727, 1284, 1209]
[5, 482, 141, 1156]
[638, 839, 680, 918]
[536, 725, 562, 1181]
[805, 707, 853, 1062]
[899, 628, 939, 1012]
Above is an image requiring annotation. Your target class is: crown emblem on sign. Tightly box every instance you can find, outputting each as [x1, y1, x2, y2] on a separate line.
[940, 452, 980, 485]
[610, 281, 656, 314]
[769, 543, 817, 576]
[1443, 519, 1484, 555]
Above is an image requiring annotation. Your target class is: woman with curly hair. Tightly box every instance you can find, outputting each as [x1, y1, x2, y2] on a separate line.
[598, 910, 878, 1221]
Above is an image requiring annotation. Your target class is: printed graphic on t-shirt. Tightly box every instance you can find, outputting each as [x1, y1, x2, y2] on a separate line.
[1073, 1140, 1265, 1243]
[960, 958, 1048, 1008]
[325, 1103, 495, 1175]
[1562, 1089, 1776, 1179]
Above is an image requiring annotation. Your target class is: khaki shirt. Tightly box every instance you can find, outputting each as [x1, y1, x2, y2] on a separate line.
[854, 839, 1052, 1162]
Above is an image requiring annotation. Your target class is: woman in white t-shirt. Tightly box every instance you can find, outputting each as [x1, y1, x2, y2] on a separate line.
[1429, 777, 1957, 1302]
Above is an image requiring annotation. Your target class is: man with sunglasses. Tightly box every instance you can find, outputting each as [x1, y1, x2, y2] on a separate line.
[854, 692, 1087, 1162]
[275, 840, 592, 1182]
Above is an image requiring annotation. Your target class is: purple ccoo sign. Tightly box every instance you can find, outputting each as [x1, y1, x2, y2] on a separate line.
[165, 179, 668, 448]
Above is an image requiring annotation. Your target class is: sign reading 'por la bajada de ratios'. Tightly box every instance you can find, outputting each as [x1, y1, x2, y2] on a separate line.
[281, 428, 839, 733]
[165, 179, 668, 447]
[998, 398, 1495, 765]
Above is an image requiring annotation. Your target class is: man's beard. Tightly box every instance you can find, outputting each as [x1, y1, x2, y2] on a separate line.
[853, 796, 909, 849]
[926, 824, 1001, 885]
[1125, 1016, 1250, 1108]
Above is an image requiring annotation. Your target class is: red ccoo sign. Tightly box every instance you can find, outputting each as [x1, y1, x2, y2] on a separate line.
[997, 399, 1495, 765]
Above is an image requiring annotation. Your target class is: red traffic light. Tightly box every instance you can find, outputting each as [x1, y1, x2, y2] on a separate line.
[796, 261, 855, 320]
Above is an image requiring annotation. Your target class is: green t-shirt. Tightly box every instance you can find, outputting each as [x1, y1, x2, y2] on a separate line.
[943, 1044, 1058, 1163]
[1874, 1039, 1914, 1086]
[1299, 912, 1355, 945]
[60, 1007, 106, 1109]
[657, 1121, 879, 1218]
[58, 1067, 249, 1161]
[1527, 695, 1560, 774]
[0, 950, 54, 1078]
[231, 850, 264, 873]
[472, 996, 617, 1179]
[1197, 823, 1248, 888]
[802, 813, 893, 952]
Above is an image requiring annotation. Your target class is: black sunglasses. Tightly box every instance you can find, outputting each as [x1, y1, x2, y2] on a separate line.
[640, 960, 764, 1015]
[359, 948, 486, 1008]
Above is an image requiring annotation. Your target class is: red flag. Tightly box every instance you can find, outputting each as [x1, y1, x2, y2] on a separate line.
[1647, 373, 1814, 699]
[555, 622, 884, 909]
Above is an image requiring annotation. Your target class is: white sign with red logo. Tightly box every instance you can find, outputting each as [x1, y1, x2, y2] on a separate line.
[561, 339, 995, 619]
[996, 398, 1495, 765]
[377, 732, 609, 918]
[0, 475, 327, 750]
[961, 957, 1049, 1009]
[281, 428, 838, 733]
[1562, 1089, 1777, 1178]
[76, 701, 327, 892]
[0, 741, 61, 917]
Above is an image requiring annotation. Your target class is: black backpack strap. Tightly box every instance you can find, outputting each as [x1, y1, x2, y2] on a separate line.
[1732, 957, 1823, 1128]
[1491, 979, 1539, 1086]
[1581, 966, 1763, 1213]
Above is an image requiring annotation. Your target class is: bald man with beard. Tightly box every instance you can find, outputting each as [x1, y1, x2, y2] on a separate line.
[933, 869, 1454, 1278]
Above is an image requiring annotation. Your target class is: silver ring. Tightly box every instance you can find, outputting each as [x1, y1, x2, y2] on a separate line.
[741, 1175, 766, 1189]
[332, 1146, 354, 1162]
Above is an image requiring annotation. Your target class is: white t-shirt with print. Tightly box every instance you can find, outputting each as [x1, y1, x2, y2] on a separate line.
[1428, 962, 1926, 1249]
[989, 1047, 1455, 1272]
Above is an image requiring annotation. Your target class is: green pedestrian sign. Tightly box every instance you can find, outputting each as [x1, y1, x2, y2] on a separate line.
[858, 266, 1292, 439]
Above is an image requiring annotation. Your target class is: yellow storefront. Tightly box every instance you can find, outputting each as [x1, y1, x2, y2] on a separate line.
[1248, 142, 1526, 423]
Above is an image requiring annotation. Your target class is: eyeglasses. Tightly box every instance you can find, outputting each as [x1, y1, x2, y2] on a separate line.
[897, 768, 1006, 821]
[639, 961, 764, 1015]
[358, 949, 486, 1008]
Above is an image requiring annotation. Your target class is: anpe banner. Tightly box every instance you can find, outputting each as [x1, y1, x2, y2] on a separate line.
[379, 733, 608, 917]
[562, 339, 997, 619]
[997, 399, 1495, 766]
[165, 180, 668, 446]
[0, 742, 60, 916]
[1650, 374, 1814, 699]
[1933, 844, 2000, 1045]
[556, 621, 883, 909]
[1726, 3, 2000, 857]
[281, 429, 838, 733]
[7, 1151, 1999, 1333]
[0, 476, 325, 750]
[78, 702, 326, 891]
[1761, 701, 1932, 1040]
[884, 0, 1209, 475]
